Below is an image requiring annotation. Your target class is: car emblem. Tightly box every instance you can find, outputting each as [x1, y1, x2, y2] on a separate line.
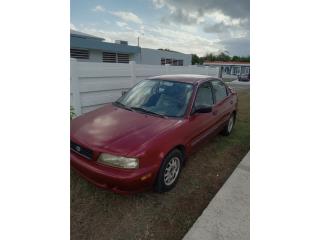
[75, 146, 81, 152]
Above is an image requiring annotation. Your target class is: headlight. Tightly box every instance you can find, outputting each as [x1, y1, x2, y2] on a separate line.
[97, 153, 139, 169]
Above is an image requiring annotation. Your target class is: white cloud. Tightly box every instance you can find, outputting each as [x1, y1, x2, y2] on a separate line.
[92, 5, 105, 12]
[73, 0, 249, 56]
[77, 24, 222, 56]
[151, 0, 249, 20]
[152, 0, 166, 9]
[110, 11, 143, 24]
[150, 0, 250, 56]
[70, 23, 76, 30]
[206, 11, 243, 27]
[116, 21, 128, 27]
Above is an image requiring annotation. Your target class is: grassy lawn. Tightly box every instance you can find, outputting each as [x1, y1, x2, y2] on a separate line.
[222, 77, 238, 82]
[70, 89, 250, 240]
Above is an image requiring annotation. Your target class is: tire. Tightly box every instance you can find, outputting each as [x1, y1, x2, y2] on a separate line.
[221, 113, 235, 136]
[154, 149, 183, 193]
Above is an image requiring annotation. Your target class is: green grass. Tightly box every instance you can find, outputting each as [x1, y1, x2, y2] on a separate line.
[70, 89, 250, 240]
[222, 77, 238, 82]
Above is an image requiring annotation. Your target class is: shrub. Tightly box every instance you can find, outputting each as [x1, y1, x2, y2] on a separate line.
[70, 106, 76, 120]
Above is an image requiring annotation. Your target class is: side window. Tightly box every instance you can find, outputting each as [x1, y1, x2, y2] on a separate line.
[194, 83, 213, 109]
[211, 80, 228, 103]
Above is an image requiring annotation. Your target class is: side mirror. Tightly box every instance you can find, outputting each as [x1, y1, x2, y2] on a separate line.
[121, 90, 128, 96]
[193, 105, 212, 114]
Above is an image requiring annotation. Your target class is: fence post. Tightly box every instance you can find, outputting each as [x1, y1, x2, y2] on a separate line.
[129, 61, 136, 86]
[70, 58, 82, 116]
[218, 66, 223, 78]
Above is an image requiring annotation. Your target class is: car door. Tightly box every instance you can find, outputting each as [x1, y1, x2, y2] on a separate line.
[187, 82, 219, 149]
[210, 80, 234, 128]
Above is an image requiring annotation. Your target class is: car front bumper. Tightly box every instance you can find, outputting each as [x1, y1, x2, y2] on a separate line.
[71, 151, 158, 194]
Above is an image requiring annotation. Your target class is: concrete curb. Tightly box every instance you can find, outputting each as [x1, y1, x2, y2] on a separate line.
[183, 152, 250, 240]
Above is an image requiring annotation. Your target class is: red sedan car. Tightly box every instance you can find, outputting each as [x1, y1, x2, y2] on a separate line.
[71, 74, 237, 194]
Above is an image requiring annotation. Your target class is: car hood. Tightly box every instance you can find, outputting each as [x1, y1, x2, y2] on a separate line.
[71, 104, 181, 156]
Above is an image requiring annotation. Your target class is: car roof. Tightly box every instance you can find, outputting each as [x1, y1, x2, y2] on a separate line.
[147, 74, 222, 85]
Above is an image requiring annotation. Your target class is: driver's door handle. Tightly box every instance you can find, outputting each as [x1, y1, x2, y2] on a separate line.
[212, 110, 218, 115]
[230, 100, 233, 104]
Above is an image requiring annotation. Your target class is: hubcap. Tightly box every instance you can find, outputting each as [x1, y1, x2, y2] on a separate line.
[228, 115, 234, 133]
[164, 157, 180, 186]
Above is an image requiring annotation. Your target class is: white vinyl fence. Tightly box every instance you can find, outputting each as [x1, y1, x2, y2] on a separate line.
[70, 58, 219, 115]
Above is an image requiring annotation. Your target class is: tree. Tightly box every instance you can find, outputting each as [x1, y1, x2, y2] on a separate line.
[158, 48, 179, 53]
[203, 53, 215, 62]
[193, 52, 249, 65]
[239, 56, 250, 62]
[232, 55, 240, 62]
[192, 54, 204, 65]
[216, 52, 231, 61]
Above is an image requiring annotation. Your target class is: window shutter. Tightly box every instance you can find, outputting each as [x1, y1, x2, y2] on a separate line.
[71, 49, 89, 59]
[103, 52, 116, 63]
[117, 53, 129, 63]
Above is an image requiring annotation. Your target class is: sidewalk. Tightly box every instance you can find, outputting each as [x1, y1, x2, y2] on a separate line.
[183, 152, 250, 240]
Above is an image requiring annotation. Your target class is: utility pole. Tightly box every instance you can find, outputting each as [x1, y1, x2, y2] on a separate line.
[138, 36, 142, 64]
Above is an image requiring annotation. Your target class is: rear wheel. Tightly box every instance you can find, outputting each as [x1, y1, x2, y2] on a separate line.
[221, 113, 235, 136]
[154, 149, 183, 193]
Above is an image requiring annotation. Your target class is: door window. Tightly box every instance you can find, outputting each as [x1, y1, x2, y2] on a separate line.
[194, 83, 214, 109]
[211, 80, 228, 103]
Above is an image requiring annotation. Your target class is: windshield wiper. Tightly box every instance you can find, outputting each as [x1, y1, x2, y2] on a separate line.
[130, 107, 166, 118]
[113, 101, 133, 111]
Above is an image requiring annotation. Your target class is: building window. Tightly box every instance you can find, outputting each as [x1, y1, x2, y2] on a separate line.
[117, 53, 129, 63]
[162, 59, 183, 66]
[231, 66, 241, 75]
[103, 52, 116, 63]
[103, 52, 130, 63]
[243, 67, 250, 74]
[71, 48, 89, 59]
[235, 67, 241, 75]
[165, 59, 172, 65]
[172, 59, 178, 66]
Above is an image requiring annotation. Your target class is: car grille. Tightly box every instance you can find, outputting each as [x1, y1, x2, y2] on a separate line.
[70, 141, 93, 160]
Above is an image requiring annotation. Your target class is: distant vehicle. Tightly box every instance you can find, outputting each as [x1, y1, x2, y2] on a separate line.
[238, 73, 250, 82]
[71, 75, 238, 194]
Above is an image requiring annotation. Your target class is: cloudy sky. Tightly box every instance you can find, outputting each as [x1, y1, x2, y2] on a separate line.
[71, 0, 250, 57]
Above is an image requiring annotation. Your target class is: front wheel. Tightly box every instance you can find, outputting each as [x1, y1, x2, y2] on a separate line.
[221, 113, 235, 136]
[154, 149, 183, 193]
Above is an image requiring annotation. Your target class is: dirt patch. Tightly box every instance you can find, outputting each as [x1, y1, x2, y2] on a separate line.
[71, 89, 250, 240]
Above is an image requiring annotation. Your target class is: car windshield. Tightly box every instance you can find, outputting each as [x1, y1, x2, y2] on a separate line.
[115, 79, 194, 117]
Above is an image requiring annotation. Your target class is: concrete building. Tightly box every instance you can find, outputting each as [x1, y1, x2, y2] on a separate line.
[204, 61, 250, 76]
[133, 48, 191, 66]
[70, 30, 191, 66]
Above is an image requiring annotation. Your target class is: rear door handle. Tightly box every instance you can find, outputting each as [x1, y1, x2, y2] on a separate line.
[230, 100, 233, 104]
[212, 110, 218, 115]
